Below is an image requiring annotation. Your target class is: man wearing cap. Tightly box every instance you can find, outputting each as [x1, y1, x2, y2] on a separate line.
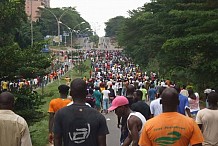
[108, 96, 146, 146]
[48, 84, 72, 144]
[139, 88, 203, 146]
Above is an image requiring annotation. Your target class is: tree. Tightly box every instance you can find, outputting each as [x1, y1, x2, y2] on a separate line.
[0, 42, 52, 80]
[0, 0, 26, 47]
[74, 62, 89, 76]
[114, 0, 218, 91]
[105, 16, 125, 37]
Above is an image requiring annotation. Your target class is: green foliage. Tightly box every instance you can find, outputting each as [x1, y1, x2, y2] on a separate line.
[89, 35, 99, 47]
[105, 16, 125, 37]
[0, 42, 52, 80]
[13, 87, 45, 123]
[74, 62, 89, 76]
[0, 0, 26, 47]
[113, 0, 218, 92]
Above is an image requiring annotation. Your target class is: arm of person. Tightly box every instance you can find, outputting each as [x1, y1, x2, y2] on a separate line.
[97, 135, 107, 146]
[54, 134, 62, 146]
[196, 111, 203, 130]
[185, 98, 192, 117]
[138, 124, 152, 146]
[97, 114, 109, 146]
[53, 110, 63, 146]
[192, 144, 202, 146]
[185, 107, 192, 117]
[123, 116, 141, 146]
[49, 112, 55, 143]
[117, 115, 121, 128]
[122, 133, 132, 146]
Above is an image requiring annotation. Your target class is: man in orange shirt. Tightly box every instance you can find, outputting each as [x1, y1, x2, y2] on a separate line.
[48, 84, 71, 144]
[139, 88, 204, 146]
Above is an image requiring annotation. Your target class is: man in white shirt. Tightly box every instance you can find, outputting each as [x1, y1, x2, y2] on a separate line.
[196, 91, 218, 146]
[150, 86, 166, 118]
[102, 87, 110, 114]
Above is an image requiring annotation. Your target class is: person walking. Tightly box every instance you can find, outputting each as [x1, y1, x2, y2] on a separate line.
[108, 96, 146, 146]
[139, 85, 147, 102]
[101, 86, 110, 114]
[131, 90, 151, 120]
[196, 91, 218, 146]
[93, 86, 102, 112]
[53, 78, 109, 146]
[0, 92, 32, 146]
[108, 84, 116, 104]
[174, 85, 191, 117]
[149, 86, 166, 118]
[188, 88, 200, 119]
[148, 84, 157, 103]
[48, 84, 72, 144]
[139, 88, 204, 146]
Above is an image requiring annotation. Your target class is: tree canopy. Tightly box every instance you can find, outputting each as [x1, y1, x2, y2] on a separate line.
[105, 0, 218, 91]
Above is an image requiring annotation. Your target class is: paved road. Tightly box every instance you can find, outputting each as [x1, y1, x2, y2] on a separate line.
[104, 112, 121, 146]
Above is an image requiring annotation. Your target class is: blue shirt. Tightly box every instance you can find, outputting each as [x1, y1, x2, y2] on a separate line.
[148, 88, 157, 100]
[177, 94, 189, 115]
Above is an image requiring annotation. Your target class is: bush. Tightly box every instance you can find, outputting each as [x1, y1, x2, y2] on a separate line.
[12, 87, 45, 124]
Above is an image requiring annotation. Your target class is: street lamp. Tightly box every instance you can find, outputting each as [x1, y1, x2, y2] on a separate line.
[58, 21, 86, 78]
[30, 0, 33, 47]
[59, 21, 85, 47]
[38, 6, 73, 46]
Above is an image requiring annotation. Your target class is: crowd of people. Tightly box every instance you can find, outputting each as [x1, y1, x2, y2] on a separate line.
[0, 49, 218, 146]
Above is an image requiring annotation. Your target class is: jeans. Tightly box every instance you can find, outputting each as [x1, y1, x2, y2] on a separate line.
[103, 98, 109, 110]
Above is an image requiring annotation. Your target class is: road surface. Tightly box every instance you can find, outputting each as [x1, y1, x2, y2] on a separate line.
[104, 112, 121, 146]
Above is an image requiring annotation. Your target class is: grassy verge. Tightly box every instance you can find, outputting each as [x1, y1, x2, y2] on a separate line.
[29, 59, 91, 146]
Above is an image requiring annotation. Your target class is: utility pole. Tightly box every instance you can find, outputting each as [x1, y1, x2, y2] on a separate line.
[30, 0, 33, 47]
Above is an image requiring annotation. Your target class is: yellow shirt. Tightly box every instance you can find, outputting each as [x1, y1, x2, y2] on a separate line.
[64, 77, 71, 86]
[2, 81, 8, 90]
[0, 110, 32, 146]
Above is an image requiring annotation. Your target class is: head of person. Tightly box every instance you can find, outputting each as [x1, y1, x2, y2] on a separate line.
[165, 80, 171, 86]
[157, 86, 166, 98]
[208, 91, 218, 106]
[182, 85, 187, 90]
[133, 90, 143, 102]
[108, 96, 129, 117]
[0, 92, 14, 110]
[127, 84, 135, 95]
[88, 88, 93, 95]
[174, 85, 181, 93]
[150, 84, 155, 88]
[95, 86, 100, 91]
[58, 84, 70, 96]
[70, 78, 87, 102]
[160, 88, 179, 112]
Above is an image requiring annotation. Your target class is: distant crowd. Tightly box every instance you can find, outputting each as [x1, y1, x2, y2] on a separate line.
[0, 49, 217, 146]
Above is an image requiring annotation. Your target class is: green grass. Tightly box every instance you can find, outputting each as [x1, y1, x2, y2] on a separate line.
[29, 59, 91, 146]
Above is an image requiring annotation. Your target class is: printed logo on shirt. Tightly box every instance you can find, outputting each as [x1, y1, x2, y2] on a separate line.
[68, 118, 91, 144]
[154, 131, 181, 145]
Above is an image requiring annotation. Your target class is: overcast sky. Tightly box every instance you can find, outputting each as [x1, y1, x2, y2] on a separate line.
[50, 0, 151, 36]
